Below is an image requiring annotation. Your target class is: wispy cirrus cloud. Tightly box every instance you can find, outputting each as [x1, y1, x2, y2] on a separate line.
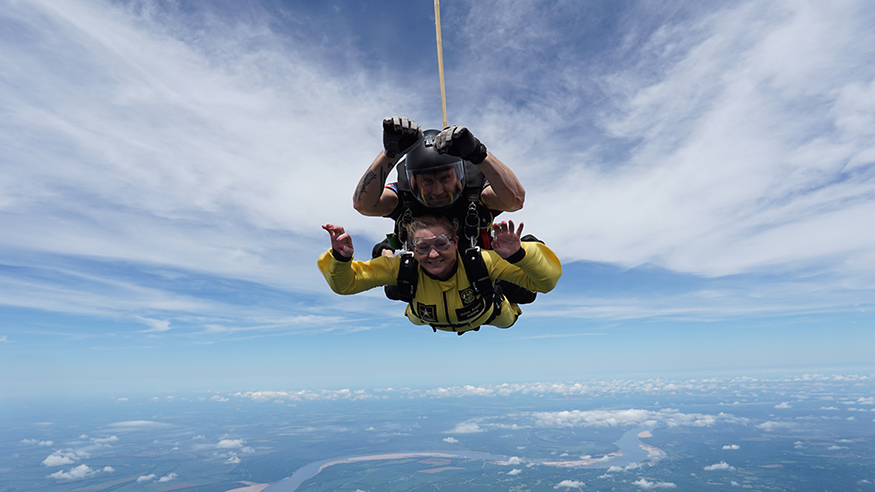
[2, 0, 875, 390]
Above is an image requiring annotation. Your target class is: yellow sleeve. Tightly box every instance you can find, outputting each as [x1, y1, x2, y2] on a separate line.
[317, 249, 400, 295]
[484, 242, 562, 293]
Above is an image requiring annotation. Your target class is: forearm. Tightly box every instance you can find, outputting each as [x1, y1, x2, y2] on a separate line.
[317, 250, 398, 295]
[490, 243, 562, 293]
[477, 153, 525, 212]
[352, 152, 399, 216]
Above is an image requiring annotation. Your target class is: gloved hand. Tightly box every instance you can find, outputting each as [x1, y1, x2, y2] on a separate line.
[434, 125, 488, 164]
[382, 117, 423, 158]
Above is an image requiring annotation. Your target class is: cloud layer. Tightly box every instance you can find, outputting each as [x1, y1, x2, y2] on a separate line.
[2, 0, 875, 389]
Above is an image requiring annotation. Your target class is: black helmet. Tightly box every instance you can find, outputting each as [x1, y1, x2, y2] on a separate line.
[404, 129, 466, 207]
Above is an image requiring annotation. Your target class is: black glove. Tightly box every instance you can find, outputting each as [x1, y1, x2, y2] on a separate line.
[382, 117, 423, 158]
[434, 125, 488, 164]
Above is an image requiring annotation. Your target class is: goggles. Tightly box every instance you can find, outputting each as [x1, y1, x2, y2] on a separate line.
[410, 234, 453, 255]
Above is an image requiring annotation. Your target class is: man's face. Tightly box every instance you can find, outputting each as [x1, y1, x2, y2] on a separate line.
[411, 226, 458, 280]
[411, 168, 462, 207]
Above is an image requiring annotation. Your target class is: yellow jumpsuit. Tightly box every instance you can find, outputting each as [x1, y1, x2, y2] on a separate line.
[317, 242, 562, 333]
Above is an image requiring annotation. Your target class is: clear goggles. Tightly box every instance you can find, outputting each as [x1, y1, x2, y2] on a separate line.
[409, 234, 454, 255]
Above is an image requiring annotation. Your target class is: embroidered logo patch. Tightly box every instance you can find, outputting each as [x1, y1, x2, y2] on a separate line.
[460, 287, 476, 305]
[417, 303, 438, 323]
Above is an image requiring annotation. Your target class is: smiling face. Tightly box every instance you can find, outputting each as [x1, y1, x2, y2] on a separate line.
[410, 225, 459, 280]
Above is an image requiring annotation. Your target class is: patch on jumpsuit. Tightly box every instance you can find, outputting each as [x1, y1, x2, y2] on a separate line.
[416, 303, 438, 323]
[460, 287, 476, 305]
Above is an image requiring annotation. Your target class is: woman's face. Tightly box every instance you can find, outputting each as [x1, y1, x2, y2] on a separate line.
[410, 226, 458, 279]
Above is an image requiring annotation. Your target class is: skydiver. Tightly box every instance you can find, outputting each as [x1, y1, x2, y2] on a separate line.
[352, 117, 525, 251]
[319, 216, 561, 335]
[352, 117, 537, 304]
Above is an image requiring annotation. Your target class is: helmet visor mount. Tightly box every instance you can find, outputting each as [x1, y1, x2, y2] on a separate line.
[407, 160, 465, 208]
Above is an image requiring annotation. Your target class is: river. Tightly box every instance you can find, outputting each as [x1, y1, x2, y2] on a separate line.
[263, 426, 662, 492]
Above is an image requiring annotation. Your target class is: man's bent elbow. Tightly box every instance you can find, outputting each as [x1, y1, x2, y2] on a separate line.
[504, 189, 526, 212]
[352, 198, 383, 217]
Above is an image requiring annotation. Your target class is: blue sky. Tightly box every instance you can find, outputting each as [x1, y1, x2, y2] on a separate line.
[2, 0, 874, 395]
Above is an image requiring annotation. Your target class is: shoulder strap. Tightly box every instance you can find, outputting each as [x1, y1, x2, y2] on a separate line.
[461, 162, 489, 249]
[460, 247, 503, 316]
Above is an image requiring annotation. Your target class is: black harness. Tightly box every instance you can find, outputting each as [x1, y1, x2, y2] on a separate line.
[394, 248, 503, 335]
[390, 160, 497, 249]
[390, 161, 503, 335]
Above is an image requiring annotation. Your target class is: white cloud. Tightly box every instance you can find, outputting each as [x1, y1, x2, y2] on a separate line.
[757, 421, 795, 432]
[158, 472, 178, 482]
[48, 464, 96, 481]
[22, 439, 54, 446]
[443, 437, 458, 443]
[225, 454, 241, 465]
[554, 480, 585, 489]
[704, 461, 736, 471]
[91, 435, 119, 444]
[538, 1, 875, 280]
[217, 439, 244, 449]
[42, 451, 78, 467]
[137, 474, 157, 482]
[2, 0, 874, 381]
[722, 444, 740, 450]
[107, 420, 170, 429]
[426, 385, 498, 397]
[531, 408, 742, 429]
[236, 389, 377, 402]
[449, 422, 484, 434]
[138, 316, 171, 333]
[103, 466, 115, 473]
[496, 457, 523, 466]
[775, 402, 792, 409]
[508, 468, 522, 476]
[0, 0, 391, 315]
[633, 478, 677, 489]
[608, 462, 641, 473]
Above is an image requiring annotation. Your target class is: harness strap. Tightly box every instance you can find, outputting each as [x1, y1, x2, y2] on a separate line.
[395, 252, 418, 303]
[395, 248, 503, 334]
[396, 196, 416, 247]
[464, 190, 481, 249]
[460, 246, 503, 318]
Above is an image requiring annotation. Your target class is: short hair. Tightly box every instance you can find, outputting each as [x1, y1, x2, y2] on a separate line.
[405, 215, 459, 240]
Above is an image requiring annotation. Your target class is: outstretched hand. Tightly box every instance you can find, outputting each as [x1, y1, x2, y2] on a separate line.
[490, 220, 524, 259]
[322, 224, 354, 258]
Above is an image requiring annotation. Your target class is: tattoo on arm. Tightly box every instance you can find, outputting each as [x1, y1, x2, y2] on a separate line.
[355, 160, 393, 208]
[355, 170, 378, 203]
